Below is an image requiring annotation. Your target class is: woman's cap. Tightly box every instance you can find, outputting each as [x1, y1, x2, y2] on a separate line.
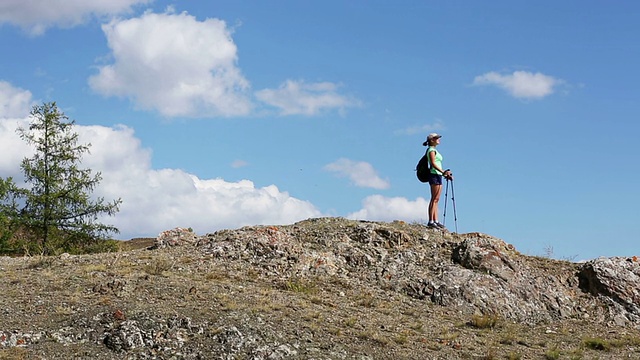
[423, 132, 442, 146]
[427, 133, 442, 140]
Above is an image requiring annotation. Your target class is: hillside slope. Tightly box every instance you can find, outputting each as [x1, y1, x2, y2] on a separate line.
[1, 217, 639, 359]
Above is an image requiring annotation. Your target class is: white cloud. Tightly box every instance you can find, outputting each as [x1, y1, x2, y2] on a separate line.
[0, 81, 34, 118]
[0, 118, 31, 176]
[324, 158, 390, 190]
[256, 80, 361, 116]
[0, 0, 151, 35]
[395, 119, 445, 136]
[231, 159, 248, 168]
[88, 11, 252, 118]
[473, 71, 561, 99]
[347, 195, 429, 223]
[0, 87, 321, 239]
[0, 82, 34, 174]
[3, 120, 322, 238]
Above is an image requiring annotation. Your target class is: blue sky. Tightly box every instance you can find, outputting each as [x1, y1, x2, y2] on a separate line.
[1, 1, 638, 260]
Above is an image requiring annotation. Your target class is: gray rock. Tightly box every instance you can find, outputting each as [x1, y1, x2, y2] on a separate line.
[103, 320, 146, 351]
[578, 256, 640, 320]
[154, 227, 198, 249]
[452, 233, 518, 281]
[195, 219, 636, 326]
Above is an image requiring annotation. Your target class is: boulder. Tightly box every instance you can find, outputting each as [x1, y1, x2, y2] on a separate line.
[452, 233, 518, 281]
[578, 256, 640, 318]
[154, 227, 198, 248]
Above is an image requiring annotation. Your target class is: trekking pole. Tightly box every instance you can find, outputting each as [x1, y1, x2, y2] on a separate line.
[450, 178, 458, 233]
[442, 178, 449, 227]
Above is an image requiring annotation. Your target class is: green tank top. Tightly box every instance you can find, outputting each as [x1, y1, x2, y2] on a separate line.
[427, 147, 443, 175]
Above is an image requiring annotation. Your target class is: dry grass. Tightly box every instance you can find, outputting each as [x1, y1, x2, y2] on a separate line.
[583, 337, 610, 351]
[280, 277, 318, 294]
[142, 257, 173, 276]
[0, 347, 29, 360]
[469, 313, 500, 329]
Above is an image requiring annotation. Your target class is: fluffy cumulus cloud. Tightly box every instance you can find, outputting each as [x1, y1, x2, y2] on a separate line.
[324, 158, 390, 190]
[0, 118, 31, 175]
[92, 140, 321, 236]
[0, 84, 321, 239]
[473, 71, 561, 99]
[0, 81, 34, 119]
[0, 0, 151, 35]
[0, 83, 33, 174]
[347, 195, 429, 223]
[256, 80, 361, 116]
[89, 11, 252, 118]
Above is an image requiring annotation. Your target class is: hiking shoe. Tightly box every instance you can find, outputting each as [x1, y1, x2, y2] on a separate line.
[427, 222, 438, 228]
[434, 222, 446, 229]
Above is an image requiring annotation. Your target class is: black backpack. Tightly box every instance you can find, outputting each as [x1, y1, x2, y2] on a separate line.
[416, 152, 431, 183]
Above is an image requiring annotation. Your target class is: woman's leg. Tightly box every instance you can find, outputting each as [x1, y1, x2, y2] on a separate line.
[428, 184, 442, 222]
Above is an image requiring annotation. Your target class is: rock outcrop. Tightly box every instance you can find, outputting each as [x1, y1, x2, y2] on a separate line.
[578, 256, 640, 326]
[195, 218, 640, 326]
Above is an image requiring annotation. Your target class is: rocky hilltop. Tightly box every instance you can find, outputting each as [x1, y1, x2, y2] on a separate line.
[1, 217, 640, 359]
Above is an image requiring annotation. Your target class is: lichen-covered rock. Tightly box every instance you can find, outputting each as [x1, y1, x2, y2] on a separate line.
[251, 343, 299, 359]
[414, 261, 579, 324]
[154, 227, 198, 248]
[103, 320, 146, 351]
[195, 218, 610, 325]
[452, 233, 518, 281]
[578, 256, 640, 323]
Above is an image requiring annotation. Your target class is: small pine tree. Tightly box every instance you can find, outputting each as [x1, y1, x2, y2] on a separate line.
[14, 102, 122, 254]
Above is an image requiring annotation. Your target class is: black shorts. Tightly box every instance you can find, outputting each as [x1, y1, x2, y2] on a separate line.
[428, 173, 443, 185]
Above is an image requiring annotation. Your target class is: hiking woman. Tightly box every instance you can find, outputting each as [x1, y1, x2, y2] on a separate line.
[423, 133, 452, 228]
